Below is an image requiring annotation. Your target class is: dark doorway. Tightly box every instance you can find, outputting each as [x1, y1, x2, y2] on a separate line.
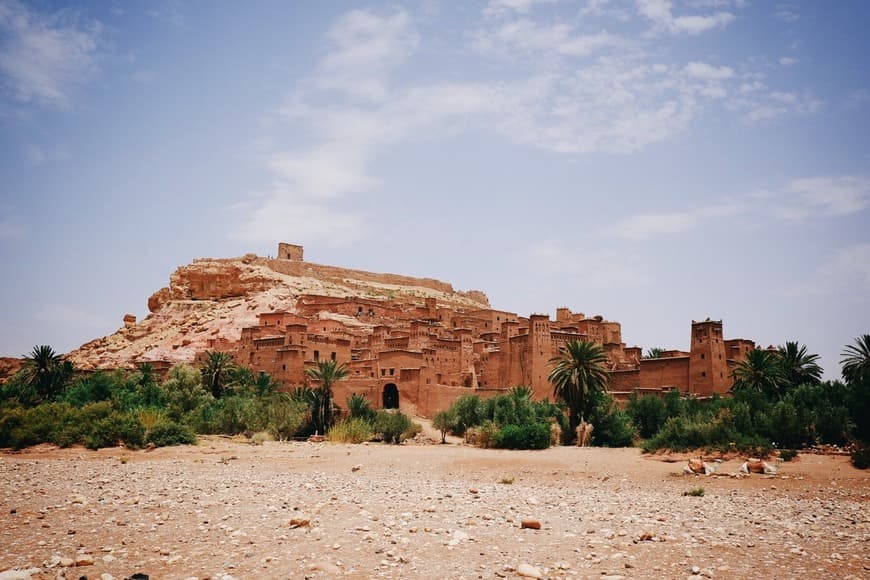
[382, 383, 399, 409]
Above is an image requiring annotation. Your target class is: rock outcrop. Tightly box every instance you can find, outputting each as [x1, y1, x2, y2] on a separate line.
[66, 252, 489, 371]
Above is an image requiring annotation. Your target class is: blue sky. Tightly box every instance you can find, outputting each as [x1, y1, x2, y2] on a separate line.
[1, 0, 868, 379]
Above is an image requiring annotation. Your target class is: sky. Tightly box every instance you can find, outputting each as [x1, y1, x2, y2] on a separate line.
[0, 0, 868, 379]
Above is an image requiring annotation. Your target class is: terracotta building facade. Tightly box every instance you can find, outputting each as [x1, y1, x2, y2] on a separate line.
[198, 245, 756, 417]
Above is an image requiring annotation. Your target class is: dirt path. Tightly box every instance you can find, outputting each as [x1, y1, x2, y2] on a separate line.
[1, 440, 867, 579]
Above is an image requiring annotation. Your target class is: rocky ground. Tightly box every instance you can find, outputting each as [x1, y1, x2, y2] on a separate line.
[1, 439, 868, 580]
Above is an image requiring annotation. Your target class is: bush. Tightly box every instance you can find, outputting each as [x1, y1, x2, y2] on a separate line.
[851, 445, 870, 469]
[629, 394, 667, 439]
[450, 395, 483, 434]
[84, 412, 145, 450]
[346, 393, 376, 423]
[374, 410, 412, 444]
[495, 423, 550, 450]
[683, 486, 705, 497]
[328, 418, 374, 443]
[779, 449, 798, 461]
[591, 398, 635, 447]
[146, 421, 196, 447]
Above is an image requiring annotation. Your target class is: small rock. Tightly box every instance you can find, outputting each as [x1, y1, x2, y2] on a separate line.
[516, 563, 542, 578]
[691, 566, 701, 575]
[59, 558, 75, 568]
[75, 554, 94, 567]
[309, 561, 341, 574]
[351, 465, 362, 472]
[289, 518, 310, 528]
[520, 519, 541, 530]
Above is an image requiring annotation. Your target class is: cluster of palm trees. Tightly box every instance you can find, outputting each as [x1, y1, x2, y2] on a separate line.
[547, 334, 870, 445]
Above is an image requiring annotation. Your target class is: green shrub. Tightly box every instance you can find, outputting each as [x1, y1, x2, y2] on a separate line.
[328, 418, 374, 443]
[683, 487, 705, 497]
[591, 400, 635, 447]
[495, 423, 550, 450]
[779, 449, 798, 461]
[146, 421, 196, 447]
[346, 393, 376, 423]
[84, 412, 145, 450]
[450, 395, 483, 434]
[374, 410, 412, 444]
[629, 394, 667, 439]
[851, 445, 870, 469]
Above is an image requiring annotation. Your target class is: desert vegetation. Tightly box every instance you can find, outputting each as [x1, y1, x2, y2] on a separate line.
[1, 336, 868, 467]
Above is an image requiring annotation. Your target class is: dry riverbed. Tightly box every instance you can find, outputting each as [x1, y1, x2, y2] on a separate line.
[1, 438, 868, 579]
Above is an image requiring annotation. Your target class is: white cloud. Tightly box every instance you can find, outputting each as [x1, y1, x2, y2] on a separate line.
[0, 0, 102, 107]
[636, 0, 735, 35]
[684, 61, 734, 81]
[610, 201, 744, 240]
[610, 175, 870, 240]
[471, 19, 628, 59]
[316, 8, 419, 102]
[484, 0, 559, 18]
[773, 6, 800, 22]
[779, 56, 798, 67]
[778, 176, 870, 219]
[729, 88, 822, 122]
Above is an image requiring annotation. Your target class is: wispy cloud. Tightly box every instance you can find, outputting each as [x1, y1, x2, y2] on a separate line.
[773, 5, 800, 23]
[610, 176, 870, 240]
[483, 0, 559, 18]
[779, 56, 798, 67]
[234, 4, 826, 245]
[0, 0, 102, 108]
[636, 0, 736, 35]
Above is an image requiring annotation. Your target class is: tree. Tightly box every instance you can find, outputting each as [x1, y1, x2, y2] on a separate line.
[730, 348, 786, 400]
[548, 340, 610, 441]
[777, 341, 823, 389]
[200, 351, 237, 399]
[161, 364, 211, 419]
[21, 345, 74, 403]
[431, 410, 454, 444]
[643, 347, 664, 359]
[305, 359, 349, 434]
[841, 334, 870, 384]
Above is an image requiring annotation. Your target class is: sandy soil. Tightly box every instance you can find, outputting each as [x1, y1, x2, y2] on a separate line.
[1, 438, 868, 580]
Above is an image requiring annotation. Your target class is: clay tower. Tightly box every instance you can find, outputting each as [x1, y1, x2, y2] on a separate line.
[688, 319, 729, 396]
[528, 314, 552, 399]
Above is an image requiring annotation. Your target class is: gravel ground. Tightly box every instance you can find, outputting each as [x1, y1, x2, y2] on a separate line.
[1, 439, 868, 579]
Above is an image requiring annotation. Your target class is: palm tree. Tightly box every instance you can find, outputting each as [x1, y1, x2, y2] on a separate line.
[305, 359, 349, 434]
[644, 347, 665, 359]
[548, 340, 610, 440]
[841, 334, 870, 384]
[731, 349, 786, 399]
[200, 351, 237, 398]
[22, 345, 72, 402]
[776, 341, 823, 389]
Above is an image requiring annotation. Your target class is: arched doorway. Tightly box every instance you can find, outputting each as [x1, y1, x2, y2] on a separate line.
[382, 383, 399, 409]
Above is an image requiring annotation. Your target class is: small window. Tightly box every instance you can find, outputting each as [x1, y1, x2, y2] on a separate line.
[701, 371, 706, 377]
[314, 350, 319, 361]
[701, 353, 705, 360]
[331, 352, 336, 361]
[282, 364, 286, 371]
[381, 369, 386, 377]
[389, 368, 395, 376]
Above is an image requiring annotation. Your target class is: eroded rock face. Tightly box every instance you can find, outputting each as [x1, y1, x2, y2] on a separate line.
[0, 357, 23, 384]
[66, 253, 489, 371]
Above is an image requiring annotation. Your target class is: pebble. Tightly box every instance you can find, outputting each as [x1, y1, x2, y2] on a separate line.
[516, 563, 542, 578]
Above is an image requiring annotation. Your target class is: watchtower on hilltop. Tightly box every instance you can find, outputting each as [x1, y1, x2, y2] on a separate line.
[277, 243, 304, 261]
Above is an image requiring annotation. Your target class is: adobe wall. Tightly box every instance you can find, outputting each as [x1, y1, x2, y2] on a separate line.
[638, 357, 690, 392]
[277, 243, 304, 261]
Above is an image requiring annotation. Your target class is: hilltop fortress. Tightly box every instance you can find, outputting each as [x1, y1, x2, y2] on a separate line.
[68, 243, 757, 417]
